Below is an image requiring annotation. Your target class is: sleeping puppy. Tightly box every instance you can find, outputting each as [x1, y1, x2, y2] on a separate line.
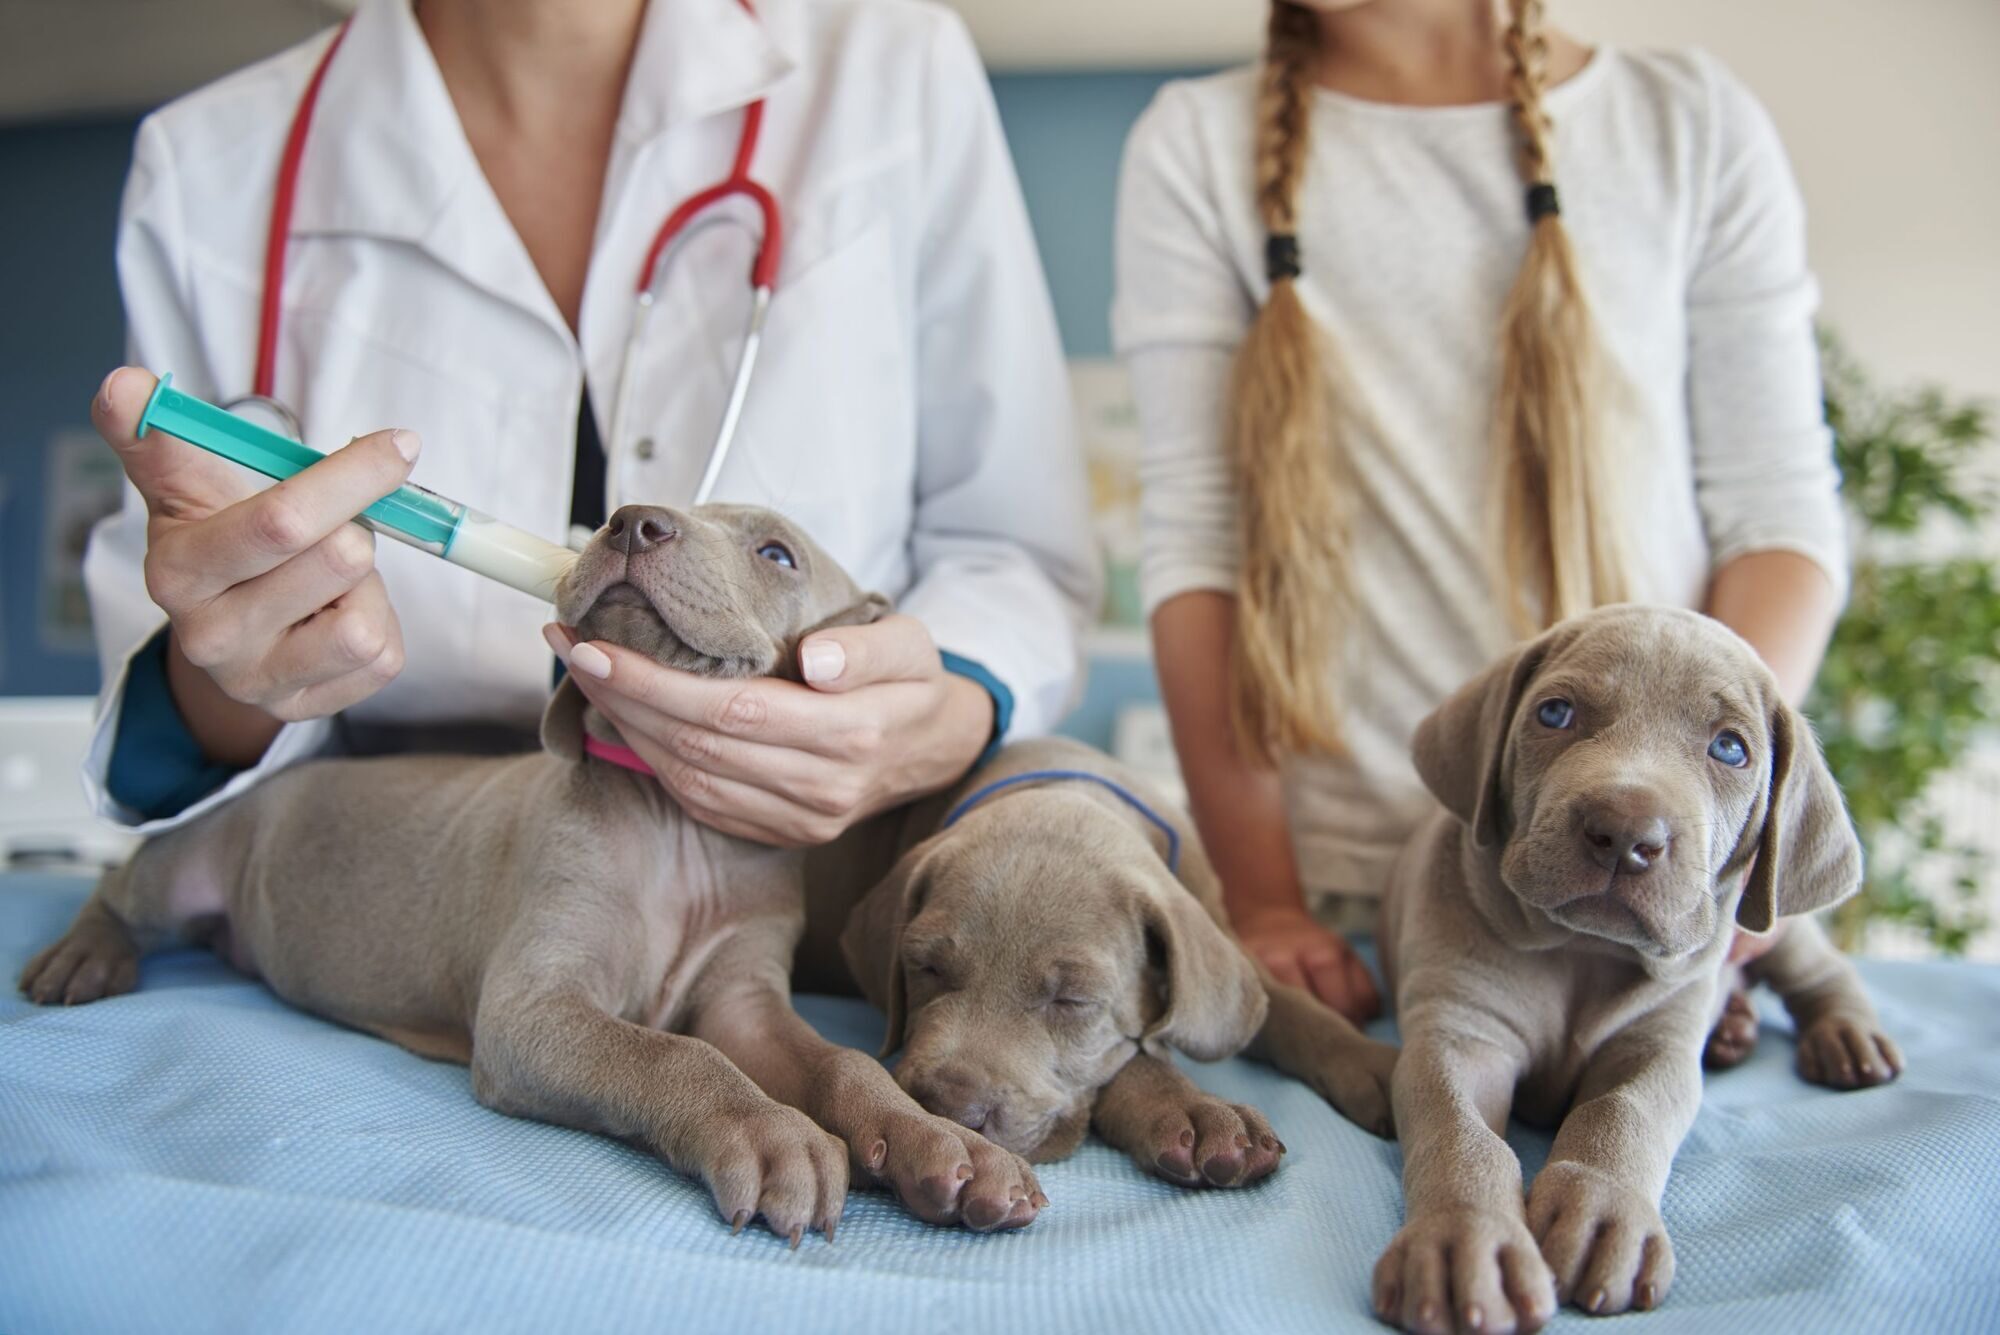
[1372, 605, 1899, 1335]
[840, 737, 1400, 1187]
[21, 503, 1044, 1242]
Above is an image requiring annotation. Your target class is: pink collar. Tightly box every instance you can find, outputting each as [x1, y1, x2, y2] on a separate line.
[583, 734, 656, 778]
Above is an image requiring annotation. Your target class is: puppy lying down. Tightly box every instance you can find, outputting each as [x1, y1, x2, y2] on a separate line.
[1372, 606, 1900, 1335]
[838, 737, 1401, 1186]
[22, 504, 1047, 1242]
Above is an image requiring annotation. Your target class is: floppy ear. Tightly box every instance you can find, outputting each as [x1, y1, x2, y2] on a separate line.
[839, 841, 931, 1057]
[1134, 868, 1269, 1062]
[1412, 625, 1569, 848]
[1737, 699, 1862, 932]
[802, 590, 892, 639]
[539, 675, 589, 762]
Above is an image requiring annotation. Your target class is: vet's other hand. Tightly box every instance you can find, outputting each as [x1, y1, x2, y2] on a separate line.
[95, 367, 413, 742]
[545, 615, 994, 847]
[1235, 903, 1382, 1024]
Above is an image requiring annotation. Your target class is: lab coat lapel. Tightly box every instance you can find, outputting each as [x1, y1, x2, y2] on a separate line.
[288, 0, 566, 340]
[616, 0, 794, 143]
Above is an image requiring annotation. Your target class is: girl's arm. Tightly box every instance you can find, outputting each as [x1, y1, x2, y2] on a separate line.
[1154, 591, 1380, 1021]
[1704, 550, 1841, 705]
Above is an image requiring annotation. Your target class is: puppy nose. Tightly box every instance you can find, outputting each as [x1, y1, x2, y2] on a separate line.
[603, 505, 676, 555]
[1582, 800, 1671, 875]
[917, 1067, 991, 1131]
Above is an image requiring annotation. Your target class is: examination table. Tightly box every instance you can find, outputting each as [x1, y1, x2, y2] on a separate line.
[2, 873, 1996, 1333]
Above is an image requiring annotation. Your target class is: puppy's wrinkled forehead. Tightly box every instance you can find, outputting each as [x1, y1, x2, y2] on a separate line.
[1532, 607, 1774, 722]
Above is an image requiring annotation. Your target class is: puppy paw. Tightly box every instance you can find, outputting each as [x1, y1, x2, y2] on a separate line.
[19, 917, 140, 1007]
[1373, 1209, 1556, 1335]
[689, 1101, 848, 1245]
[852, 1108, 1042, 1232]
[1130, 1091, 1282, 1189]
[1702, 988, 1759, 1070]
[1303, 1036, 1398, 1139]
[1797, 1014, 1903, 1089]
[1526, 1161, 1674, 1316]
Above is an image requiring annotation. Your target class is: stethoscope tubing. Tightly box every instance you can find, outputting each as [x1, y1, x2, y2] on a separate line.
[245, 3, 781, 515]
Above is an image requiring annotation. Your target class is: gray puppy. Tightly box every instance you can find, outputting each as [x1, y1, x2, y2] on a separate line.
[838, 737, 1400, 1186]
[1373, 605, 1900, 1335]
[22, 503, 1045, 1242]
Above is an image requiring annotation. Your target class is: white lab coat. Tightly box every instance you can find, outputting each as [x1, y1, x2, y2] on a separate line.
[82, 0, 1098, 832]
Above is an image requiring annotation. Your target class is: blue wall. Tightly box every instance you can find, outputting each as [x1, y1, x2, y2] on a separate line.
[0, 70, 1190, 712]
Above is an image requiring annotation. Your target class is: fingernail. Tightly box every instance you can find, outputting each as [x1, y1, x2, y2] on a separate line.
[569, 641, 612, 679]
[800, 639, 844, 684]
[541, 624, 569, 660]
[392, 429, 421, 462]
[97, 367, 121, 415]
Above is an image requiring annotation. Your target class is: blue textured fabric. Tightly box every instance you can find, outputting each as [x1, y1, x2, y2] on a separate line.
[2, 873, 1996, 1334]
[939, 650, 1013, 765]
[103, 627, 244, 821]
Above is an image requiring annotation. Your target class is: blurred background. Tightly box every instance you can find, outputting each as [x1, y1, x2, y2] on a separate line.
[1, 0, 1995, 953]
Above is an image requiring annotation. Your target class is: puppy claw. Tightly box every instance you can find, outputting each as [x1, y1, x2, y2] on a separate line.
[731, 1210, 749, 1236]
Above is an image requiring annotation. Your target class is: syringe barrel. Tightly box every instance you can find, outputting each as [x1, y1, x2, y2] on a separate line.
[438, 509, 578, 602]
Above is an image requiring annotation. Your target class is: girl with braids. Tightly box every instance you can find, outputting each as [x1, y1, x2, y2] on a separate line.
[1113, 0, 1847, 1023]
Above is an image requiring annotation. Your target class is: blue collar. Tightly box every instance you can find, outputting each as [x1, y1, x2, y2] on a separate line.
[939, 769, 1183, 874]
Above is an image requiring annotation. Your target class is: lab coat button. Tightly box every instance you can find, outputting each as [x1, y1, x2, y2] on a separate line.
[635, 437, 656, 461]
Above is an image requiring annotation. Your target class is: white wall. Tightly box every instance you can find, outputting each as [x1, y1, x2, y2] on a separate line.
[955, 0, 2000, 405]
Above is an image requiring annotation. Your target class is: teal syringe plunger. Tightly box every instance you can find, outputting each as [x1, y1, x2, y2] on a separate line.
[138, 375, 577, 602]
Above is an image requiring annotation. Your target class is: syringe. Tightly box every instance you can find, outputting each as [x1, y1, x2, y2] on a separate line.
[137, 375, 578, 602]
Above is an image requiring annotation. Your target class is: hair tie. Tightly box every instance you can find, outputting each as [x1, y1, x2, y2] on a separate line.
[1265, 233, 1301, 282]
[1525, 182, 1561, 223]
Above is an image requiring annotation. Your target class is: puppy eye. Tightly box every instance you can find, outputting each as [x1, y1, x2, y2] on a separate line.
[1708, 730, 1750, 768]
[1047, 997, 1099, 1016]
[756, 541, 796, 569]
[1535, 698, 1575, 729]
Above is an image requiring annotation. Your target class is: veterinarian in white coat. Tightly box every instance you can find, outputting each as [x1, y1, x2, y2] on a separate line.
[82, 0, 1098, 845]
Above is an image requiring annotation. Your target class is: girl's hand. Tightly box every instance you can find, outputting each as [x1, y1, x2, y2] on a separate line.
[95, 368, 415, 760]
[1233, 902, 1382, 1024]
[545, 615, 993, 847]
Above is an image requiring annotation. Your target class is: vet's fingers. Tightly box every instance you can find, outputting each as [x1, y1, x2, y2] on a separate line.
[797, 614, 936, 692]
[567, 639, 864, 754]
[262, 574, 406, 719]
[194, 524, 380, 652]
[150, 427, 420, 603]
[94, 367, 256, 522]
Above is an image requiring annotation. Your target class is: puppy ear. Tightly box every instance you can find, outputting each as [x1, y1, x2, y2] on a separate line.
[539, 675, 589, 762]
[1134, 870, 1268, 1062]
[1737, 700, 1862, 932]
[803, 590, 892, 638]
[1412, 626, 1567, 848]
[840, 841, 931, 1057]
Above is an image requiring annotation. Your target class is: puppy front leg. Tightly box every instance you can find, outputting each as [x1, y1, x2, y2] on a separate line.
[688, 977, 1043, 1232]
[1525, 1026, 1700, 1317]
[1248, 975, 1398, 1137]
[471, 979, 846, 1244]
[1091, 1051, 1282, 1188]
[1376, 1032, 1554, 1335]
[1747, 914, 1903, 1088]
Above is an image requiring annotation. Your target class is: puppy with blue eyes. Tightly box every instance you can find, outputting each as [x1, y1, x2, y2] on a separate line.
[1372, 606, 1899, 1335]
[23, 503, 1046, 1245]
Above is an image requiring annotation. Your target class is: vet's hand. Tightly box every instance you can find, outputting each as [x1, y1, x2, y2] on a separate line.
[1234, 903, 1382, 1024]
[95, 367, 413, 738]
[545, 616, 994, 847]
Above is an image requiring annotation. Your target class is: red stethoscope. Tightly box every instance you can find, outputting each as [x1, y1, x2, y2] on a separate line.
[237, 2, 782, 506]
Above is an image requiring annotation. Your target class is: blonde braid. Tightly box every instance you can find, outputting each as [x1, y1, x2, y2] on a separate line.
[1493, 0, 1631, 631]
[1227, 1, 1350, 760]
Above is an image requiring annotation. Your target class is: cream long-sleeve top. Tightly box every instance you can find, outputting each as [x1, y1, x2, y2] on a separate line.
[1112, 48, 1847, 903]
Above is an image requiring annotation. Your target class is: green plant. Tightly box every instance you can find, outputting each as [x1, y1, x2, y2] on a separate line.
[1807, 334, 1999, 954]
